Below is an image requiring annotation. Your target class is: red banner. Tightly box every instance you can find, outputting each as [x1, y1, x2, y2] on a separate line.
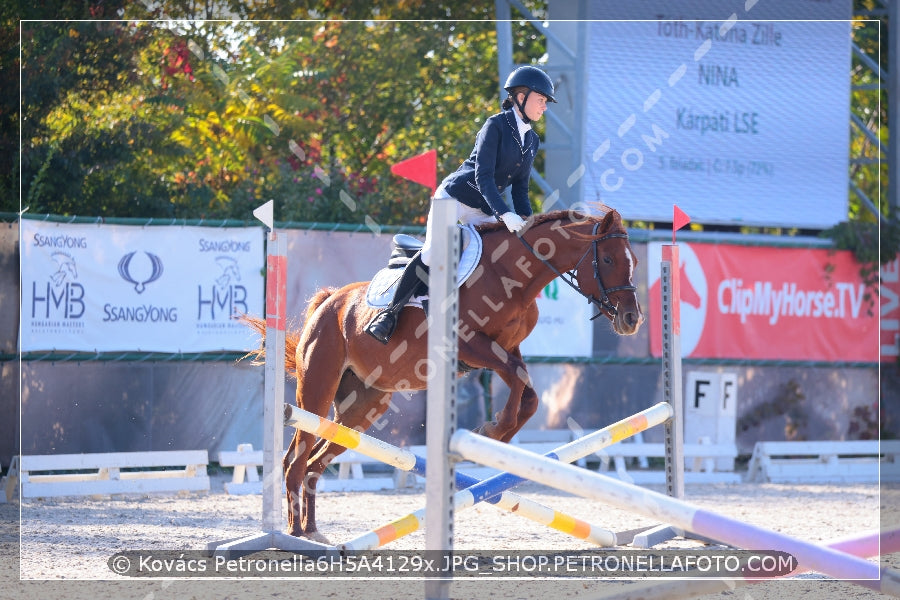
[648, 242, 878, 362]
[882, 256, 900, 363]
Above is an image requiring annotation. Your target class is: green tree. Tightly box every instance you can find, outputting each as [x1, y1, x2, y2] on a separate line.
[4, 1, 138, 214]
[821, 2, 895, 293]
[12, 0, 550, 222]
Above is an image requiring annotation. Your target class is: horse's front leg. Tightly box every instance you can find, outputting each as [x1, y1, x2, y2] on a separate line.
[461, 336, 534, 442]
[505, 347, 539, 440]
[488, 346, 539, 442]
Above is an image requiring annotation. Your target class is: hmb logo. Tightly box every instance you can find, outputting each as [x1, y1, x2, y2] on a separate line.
[32, 251, 85, 318]
[197, 256, 247, 320]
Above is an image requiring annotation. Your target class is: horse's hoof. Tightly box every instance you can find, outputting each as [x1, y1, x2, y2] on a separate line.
[285, 528, 332, 546]
[306, 530, 332, 545]
[472, 422, 501, 440]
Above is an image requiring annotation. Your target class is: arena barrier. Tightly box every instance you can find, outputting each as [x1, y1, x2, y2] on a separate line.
[449, 430, 900, 594]
[14, 450, 209, 498]
[283, 403, 677, 547]
[338, 401, 674, 551]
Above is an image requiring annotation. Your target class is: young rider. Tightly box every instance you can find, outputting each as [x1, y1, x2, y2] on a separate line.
[366, 66, 556, 344]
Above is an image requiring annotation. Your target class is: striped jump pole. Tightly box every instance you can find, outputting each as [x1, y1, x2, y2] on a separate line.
[586, 527, 900, 600]
[341, 402, 674, 551]
[283, 404, 615, 546]
[450, 430, 900, 596]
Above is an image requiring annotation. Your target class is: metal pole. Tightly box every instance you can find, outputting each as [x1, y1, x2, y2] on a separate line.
[633, 244, 685, 548]
[425, 197, 458, 599]
[889, 0, 898, 216]
[495, 0, 513, 102]
[208, 201, 332, 557]
[661, 244, 685, 500]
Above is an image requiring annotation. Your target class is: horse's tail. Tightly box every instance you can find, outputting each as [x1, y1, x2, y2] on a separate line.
[238, 287, 339, 376]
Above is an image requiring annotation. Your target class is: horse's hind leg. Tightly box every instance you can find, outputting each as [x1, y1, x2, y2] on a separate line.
[282, 428, 324, 540]
[304, 370, 394, 510]
[283, 335, 348, 541]
[291, 370, 393, 542]
[309, 371, 395, 461]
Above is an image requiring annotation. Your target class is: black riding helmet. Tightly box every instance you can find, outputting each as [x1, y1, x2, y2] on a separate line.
[503, 66, 557, 123]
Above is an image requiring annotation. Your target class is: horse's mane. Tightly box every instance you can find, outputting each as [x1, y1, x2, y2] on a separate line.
[476, 203, 622, 235]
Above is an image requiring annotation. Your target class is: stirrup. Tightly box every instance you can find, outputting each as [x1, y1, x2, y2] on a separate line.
[365, 311, 397, 344]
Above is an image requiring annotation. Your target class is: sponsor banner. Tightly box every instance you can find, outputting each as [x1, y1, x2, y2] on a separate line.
[883, 256, 900, 362]
[21, 220, 264, 352]
[648, 242, 877, 362]
[519, 279, 593, 358]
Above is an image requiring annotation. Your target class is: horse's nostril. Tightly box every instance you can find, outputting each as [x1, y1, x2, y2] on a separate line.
[625, 311, 638, 327]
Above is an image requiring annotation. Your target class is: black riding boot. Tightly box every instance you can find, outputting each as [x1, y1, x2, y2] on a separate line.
[365, 252, 429, 344]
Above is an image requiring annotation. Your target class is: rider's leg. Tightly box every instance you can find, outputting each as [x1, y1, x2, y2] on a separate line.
[366, 198, 493, 344]
[365, 252, 428, 344]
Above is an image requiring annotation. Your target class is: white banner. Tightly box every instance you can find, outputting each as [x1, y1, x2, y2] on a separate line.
[582, 1, 851, 229]
[21, 221, 264, 353]
[519, 279, 593, 358]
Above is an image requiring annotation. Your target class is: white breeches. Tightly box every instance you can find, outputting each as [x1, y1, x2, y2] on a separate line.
[420, 197, 495, 266]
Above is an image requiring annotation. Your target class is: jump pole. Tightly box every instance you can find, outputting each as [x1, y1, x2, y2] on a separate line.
[339, 401, 674, 551]
[283, 404, 619, 547]
[587, 527, 900, 600]
[208, 200, 334, 558]
[449, 430, 900, 595]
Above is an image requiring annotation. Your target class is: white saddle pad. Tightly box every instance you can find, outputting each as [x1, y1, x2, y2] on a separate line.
[365, 223, 482, 309]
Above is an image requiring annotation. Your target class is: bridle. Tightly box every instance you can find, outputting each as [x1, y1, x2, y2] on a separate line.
[517, 221, 637, 320]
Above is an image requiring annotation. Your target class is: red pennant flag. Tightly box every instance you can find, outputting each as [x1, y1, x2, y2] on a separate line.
[672, 204, 691, 244]
[391, 149, 437, 195]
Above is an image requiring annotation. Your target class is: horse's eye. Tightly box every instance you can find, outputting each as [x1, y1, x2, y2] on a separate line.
[603, 256, 613, 265]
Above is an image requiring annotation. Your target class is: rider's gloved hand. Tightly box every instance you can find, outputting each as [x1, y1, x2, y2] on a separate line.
[500, 212, 526, 233]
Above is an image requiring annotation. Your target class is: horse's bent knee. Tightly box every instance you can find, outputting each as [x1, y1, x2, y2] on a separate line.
[519, 393, 539, 420]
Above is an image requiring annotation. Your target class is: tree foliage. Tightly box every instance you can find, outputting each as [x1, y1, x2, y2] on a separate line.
[5, 0, 890, 239]
[10, 0, 547, 224]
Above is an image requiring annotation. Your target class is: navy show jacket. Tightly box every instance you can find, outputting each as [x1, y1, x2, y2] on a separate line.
[440, 108, 538, 219]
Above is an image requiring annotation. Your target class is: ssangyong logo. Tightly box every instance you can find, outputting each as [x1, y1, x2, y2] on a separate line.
[118, 251, 164, 294]
[104, 250, 178, 323]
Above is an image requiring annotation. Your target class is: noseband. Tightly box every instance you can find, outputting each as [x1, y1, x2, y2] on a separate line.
[518, 222, 637, 320]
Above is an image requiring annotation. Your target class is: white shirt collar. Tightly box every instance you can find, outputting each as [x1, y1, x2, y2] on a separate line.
[512, 108, 532, 144]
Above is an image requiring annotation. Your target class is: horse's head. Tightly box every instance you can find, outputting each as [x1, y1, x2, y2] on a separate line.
[572, 210, 643, 335]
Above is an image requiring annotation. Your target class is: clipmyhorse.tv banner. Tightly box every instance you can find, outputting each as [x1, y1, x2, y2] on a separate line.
[21, 220, 264, 353]
[648, 242, 877, 362]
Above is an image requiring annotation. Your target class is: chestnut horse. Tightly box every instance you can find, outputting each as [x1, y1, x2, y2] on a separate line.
[243, 207, 642, 542]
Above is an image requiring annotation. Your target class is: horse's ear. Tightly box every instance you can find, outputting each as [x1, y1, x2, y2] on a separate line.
[601, 208, 620, 229]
